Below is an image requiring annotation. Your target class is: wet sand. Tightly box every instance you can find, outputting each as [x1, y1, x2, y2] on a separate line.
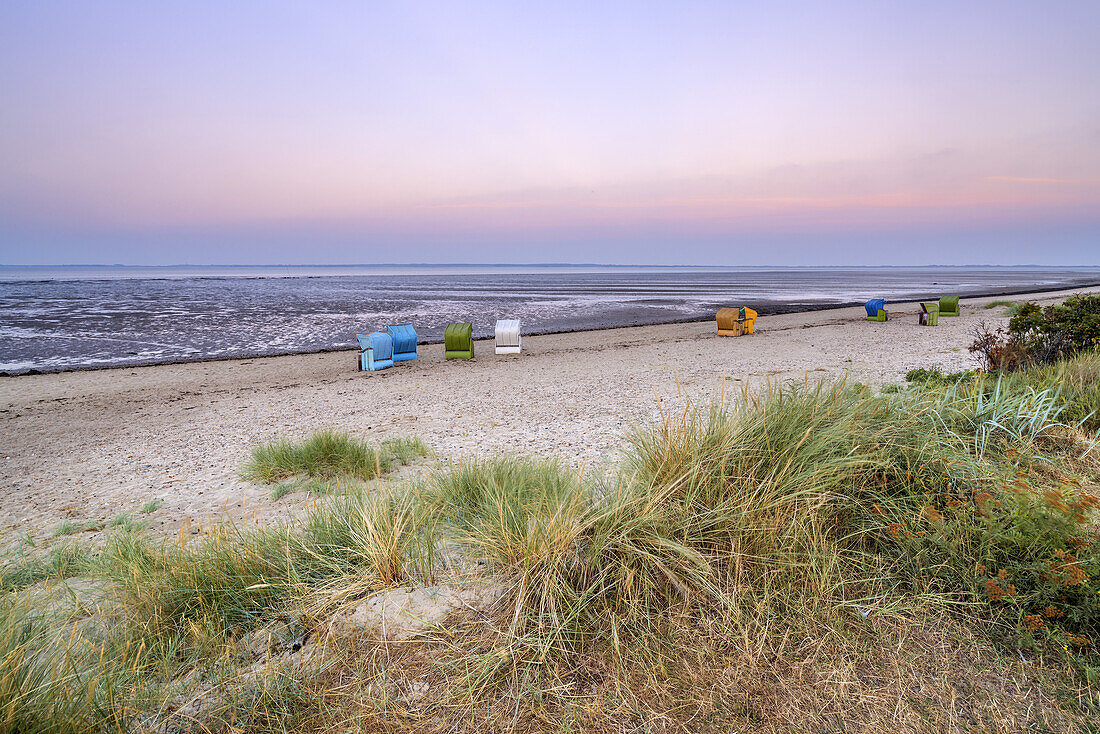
[1, 287, 1095, 546]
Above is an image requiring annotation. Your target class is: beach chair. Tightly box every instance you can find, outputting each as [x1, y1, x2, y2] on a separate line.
[919, 302, 939, 326]
[865, 299, 887, 321]
[386, 323, 418, 361]
[716, 307, 757, 336]
[357, 332, 394, 371]
[495, 319, 521, 354]
[939, 295, 960, 317]
[444, 322, 474, 359]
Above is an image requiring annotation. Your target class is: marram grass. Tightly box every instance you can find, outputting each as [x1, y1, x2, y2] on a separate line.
[5, 357, 1100, 731]
[242, 430, 427, 484]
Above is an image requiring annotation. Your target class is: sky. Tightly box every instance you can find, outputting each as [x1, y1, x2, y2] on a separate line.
[1, 1, 1098, 266]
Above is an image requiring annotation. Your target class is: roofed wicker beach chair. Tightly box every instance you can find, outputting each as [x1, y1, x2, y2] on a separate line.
[716, 307, 757, 336]
[939, 295, 960, 317]
[865, 298, 887, 321]
[357, 332, 394, 371]
[919, 301, 939, 326]
[444, 322, 474, 359]
[495, 319, 521, 354]
[386, 323, 418, 361]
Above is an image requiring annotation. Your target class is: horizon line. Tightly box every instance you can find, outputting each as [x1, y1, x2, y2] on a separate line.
[4, 262, 1100, 270]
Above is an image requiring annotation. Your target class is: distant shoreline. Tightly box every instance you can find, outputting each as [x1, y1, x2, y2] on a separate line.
[2, 262, 1098, 283]
[4, 279, 1097, 377]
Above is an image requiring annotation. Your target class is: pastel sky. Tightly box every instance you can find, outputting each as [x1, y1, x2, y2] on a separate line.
[1, 1, 1098, 265]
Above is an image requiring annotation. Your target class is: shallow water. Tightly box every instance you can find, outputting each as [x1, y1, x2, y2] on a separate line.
[1, 265, 1097, 373]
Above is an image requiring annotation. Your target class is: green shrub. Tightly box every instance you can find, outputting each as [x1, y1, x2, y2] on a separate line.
[879, 466, 1100, 651]
[1009, 293, 1100, 359]
[863, 374, 1100, 650]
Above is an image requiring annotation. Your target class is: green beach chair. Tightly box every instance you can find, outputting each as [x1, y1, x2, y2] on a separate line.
[939, 295, 960, 316]
[444, 322, 474, 359]
[919, 301, 939, 326]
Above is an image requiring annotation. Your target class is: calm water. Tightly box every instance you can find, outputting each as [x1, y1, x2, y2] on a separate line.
[1, 265, 1098, 373]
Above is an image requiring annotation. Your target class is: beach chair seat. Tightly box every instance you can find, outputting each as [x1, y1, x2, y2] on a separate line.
[939, 295, 960, 317]
[495, 319, 521, 354]
[444, 322, 474, 359]
[919, 302, 939, 327]
[716, 307, 757, 336]
[865, 299, 887, 321]
[386, 323, 418, 361]
[357, 332, 394, 371]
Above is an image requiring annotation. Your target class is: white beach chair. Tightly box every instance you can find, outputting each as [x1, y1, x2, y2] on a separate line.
[494, 319, 521, 354]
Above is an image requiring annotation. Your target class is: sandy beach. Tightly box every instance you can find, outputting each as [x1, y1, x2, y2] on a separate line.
[2, 287, 1096, 546]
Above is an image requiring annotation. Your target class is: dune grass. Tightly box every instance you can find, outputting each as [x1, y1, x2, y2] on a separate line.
[0, 600, 136, 734]
[242, 430, 428, 486]
[53, 519, 104, 537]
[985, 299, 1022, 316]
[4, 364, 1100, 730]
[0, 542, 92, 593]
[94, 489, 437, 665]
[1002, 350, 1100, 432]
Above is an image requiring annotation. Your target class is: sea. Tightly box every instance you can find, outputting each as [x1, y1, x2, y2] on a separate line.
[1, 265, 1098, 374]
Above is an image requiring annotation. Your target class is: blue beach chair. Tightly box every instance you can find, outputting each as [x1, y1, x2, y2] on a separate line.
[357, 332, 394, 371]
[386, 324, 418, 362]
[864, 299, 887, 321]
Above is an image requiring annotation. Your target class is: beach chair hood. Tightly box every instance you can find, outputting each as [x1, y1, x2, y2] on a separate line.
[495, 319, 521, 354]
[865, 299, 886, 317]
[357, 331, 394, 371]
[386, 323, 418, 360]
[716, 307, 757, 336]
[716, 308, 740, 332]
[366, 332, 393, 360]
[445, 322, 474, 359]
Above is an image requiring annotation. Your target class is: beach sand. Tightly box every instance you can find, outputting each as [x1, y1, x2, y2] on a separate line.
[2, 287, 1096, 545]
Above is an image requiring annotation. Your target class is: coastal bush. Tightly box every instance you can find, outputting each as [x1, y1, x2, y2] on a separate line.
[967, 295, 1100, 372]
[626, 376, 1100, 654]
[869, 375, 1100, 646]
[968, 323, 1034, 372]
[1010, 293, 1100, 357]
[242, 430, 427, 484]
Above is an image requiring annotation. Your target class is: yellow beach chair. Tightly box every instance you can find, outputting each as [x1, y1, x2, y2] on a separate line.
[717, 307, 757, 336]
